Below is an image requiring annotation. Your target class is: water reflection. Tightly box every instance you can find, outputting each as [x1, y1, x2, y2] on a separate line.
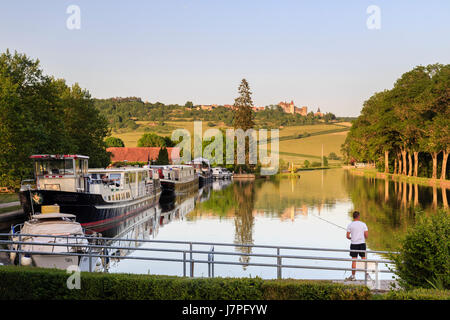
[343, 172, 449, 251]
[232, 181, 256, 269]
[11, 169, 444, 278]
[96, 185, 211, 272]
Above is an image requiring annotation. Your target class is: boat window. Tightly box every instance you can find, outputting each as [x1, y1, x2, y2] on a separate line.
[110, 173, 121, 186]
[65, 159, 74, 175]
[34, 159, 75, 176]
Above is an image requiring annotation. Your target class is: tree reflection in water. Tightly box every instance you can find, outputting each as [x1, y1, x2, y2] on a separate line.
[232, 180, 256, 269]
[344, 172, 449, 252]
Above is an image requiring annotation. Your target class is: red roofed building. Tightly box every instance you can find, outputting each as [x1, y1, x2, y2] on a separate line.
[107, 147, 180, 164]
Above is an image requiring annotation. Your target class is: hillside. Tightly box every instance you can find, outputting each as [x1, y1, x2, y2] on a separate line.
[111, 121, 350, 165]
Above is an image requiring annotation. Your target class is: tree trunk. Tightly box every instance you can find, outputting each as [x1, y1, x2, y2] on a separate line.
[413, 151, 419, 177]
[414, 183, 419, 207]
[432, 186, 437, 208]
[384, 178, 389, 202]
[431, 152, 438, 179]
[384, 150, 389, 173]
[443, 187, 448, 209]
[408, 152, 413, 176]
[401, 149, 407, 175]
[441, 150, 448, 180]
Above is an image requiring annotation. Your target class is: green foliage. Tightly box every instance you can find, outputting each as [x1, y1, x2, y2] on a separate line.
[328, 152, 340, 160]
[323, 156, 328, 167]
[105, 137, 125, 148]
[303, 160, 310, 168]
[311, 161, 321, 167]
[0, 50, 110, 188]
[379, 288, 450, 300]
[0, 266, 371, 300]
[390, 210, 450, 290]
[261, 279, 371, 300]
[342, 64, 450, 178]
[156, 147, 169, 165]
[137, 133, 174, 148]
[233, 79, 254, 130]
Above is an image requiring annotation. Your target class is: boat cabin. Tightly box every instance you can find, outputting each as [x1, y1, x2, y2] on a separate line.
[87, 167, 160, 202]
[30, 155, 89, 192]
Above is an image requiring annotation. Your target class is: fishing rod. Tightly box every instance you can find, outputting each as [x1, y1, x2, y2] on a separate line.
[307, 212, 348, 231]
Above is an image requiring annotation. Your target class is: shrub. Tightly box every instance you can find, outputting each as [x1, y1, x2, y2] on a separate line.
[390, 210, 450, 290]
[379, 288, 450, 300]
[303, 160, 310, 168]
[261, 279, 371, 300]
[105, 137, 125, 148]
[0, 266, 371, 300]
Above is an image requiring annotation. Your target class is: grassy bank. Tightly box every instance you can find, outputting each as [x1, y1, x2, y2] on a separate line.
[347, 167, 450, 189]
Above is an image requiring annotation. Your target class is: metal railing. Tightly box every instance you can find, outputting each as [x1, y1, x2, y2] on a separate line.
[0, 233, 397, 290]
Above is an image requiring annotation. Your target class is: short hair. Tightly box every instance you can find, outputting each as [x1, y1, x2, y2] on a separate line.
[353, 211, 360, 219]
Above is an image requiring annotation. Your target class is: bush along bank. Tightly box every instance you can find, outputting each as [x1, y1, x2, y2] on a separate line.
[0, 266, 371, 300]
[1, 266, 448, 300]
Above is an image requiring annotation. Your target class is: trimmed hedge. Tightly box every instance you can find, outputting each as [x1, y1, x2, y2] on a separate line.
[0, 266, 370, 300]
[378, 288, 450, 300]
[261, 279, 371, 300]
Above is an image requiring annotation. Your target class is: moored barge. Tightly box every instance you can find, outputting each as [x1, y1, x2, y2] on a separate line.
[19, 155, 162, 229]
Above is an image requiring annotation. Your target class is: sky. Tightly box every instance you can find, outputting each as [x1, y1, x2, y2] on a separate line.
[1, 0, 449, 117]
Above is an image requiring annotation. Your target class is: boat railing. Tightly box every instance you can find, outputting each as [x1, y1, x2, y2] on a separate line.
[20, 179, 36, 191]
[0, 233, 399, 289]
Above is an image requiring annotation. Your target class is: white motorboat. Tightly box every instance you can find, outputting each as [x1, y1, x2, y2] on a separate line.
[9, 208, 97, 270]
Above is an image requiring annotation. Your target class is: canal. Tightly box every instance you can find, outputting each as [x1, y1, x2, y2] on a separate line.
[87, 168, 447, 280]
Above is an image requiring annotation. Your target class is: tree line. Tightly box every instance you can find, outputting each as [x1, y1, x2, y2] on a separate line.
[0, 50, 110, 188]
[93, 97, 338, 131]
[342, 64, 449, 180]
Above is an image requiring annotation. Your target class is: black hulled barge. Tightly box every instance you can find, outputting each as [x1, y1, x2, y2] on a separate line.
[19, 155, 161, 229]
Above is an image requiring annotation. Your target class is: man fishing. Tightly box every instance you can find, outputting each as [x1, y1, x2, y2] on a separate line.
[345, 211, 368, 281]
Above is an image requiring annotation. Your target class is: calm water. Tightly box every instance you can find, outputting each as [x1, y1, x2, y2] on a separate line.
[100, 169, 448, 280]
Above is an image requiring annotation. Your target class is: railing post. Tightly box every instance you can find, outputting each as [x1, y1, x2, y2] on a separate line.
[183, 251, 186, 277]
[189, 243, 194, 277]
[17, 234, 22, 266]
[364, 251, 368, 286]
[375, 262, 379, 290]
[88, 245, 92, 273]
[211, 246, 214, 278]
[277, 248, 282, 279]
[207, 246, 214, 278]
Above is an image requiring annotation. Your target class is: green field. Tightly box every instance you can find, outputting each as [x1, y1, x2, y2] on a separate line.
[111, 122, 350, 165]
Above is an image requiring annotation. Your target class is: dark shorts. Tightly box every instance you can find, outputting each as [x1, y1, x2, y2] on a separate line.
[350, 243, 366, 258]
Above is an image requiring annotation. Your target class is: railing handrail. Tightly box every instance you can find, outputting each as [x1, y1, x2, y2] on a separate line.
[1, 232, 396, 288]
[0, 248, 394, 274]
[0, 239, 394, 264]
[0, 233, 399, 255]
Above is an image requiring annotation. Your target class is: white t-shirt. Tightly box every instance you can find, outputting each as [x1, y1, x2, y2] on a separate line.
[346, 221, 368, 244]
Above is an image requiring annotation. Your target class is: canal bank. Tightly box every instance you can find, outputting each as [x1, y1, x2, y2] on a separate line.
[346, 167, 450, 189]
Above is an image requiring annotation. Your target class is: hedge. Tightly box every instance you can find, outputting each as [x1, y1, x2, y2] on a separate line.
[0, 266, 370, 300]
[378, 288, 450, 300]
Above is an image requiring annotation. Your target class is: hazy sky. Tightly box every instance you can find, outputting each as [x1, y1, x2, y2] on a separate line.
[1, 1, 449, 116]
